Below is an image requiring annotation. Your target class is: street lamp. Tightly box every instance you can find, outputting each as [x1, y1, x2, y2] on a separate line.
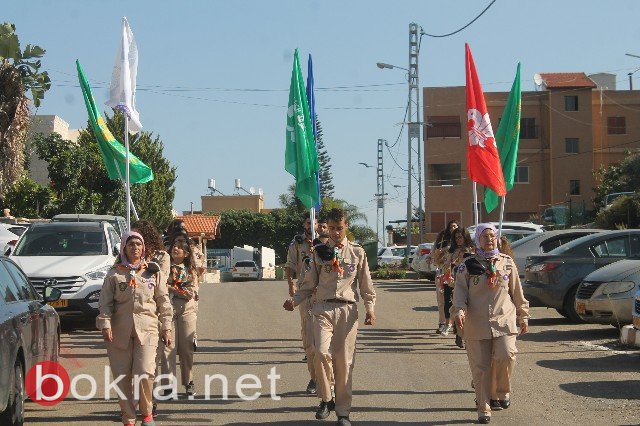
[376, 62, 408, 71]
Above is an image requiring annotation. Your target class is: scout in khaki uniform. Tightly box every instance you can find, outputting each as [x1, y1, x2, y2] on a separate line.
[284, 208, 377, 426]
[453, 223, 529, 424]
[160, 240, 199, 396]
[285, 212, 318, 394]
[97, 231, 173, 426]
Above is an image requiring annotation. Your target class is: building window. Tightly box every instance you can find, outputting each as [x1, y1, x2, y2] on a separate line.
[570, 180, 580, 195]
[426, 116, 461, 138]
[565, 96, 579, 111]
[514, 166, 529, 183]
[429, 163, 461, 186]
[607, 116, 626, 135]
[565, 138, 579, 154]
[520, 118, 537, 139]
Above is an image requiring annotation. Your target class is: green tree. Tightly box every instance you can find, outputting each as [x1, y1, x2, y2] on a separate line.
[593, 152, 640, 208]
[3, 174, 55, 217]
[0, 22, 51, 199]
[315, 116, 334, 198]
[595, 194, 640, 229]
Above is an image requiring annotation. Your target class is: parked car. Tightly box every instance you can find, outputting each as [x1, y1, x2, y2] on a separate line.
[0, 256, 62, 424]
[468, 222, 545, 244]
[542, 206, 570, 226]
[231, 260, 261, 281]
[523, 230, 640, 322]
[51, 214, 127, 237]
[410, 243, 436, 280]
[9, 222, 120, 320]
[377, 245, 417, 267]
[603, 191, 635, 210]
[633, 288, 640, 330]
[575, 259, 640, 327]
[0, 224, 26, 255]
[511, 229, 603, 278]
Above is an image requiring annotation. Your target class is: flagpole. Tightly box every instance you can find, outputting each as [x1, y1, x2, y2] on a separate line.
[473, 182, 479, 227]
[125, 118, 131, 231]
[113, 158, 139, 221]
[498, 196, 505, 238]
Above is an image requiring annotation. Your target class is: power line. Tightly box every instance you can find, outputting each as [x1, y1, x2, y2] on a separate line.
[421, 0, 497, 38]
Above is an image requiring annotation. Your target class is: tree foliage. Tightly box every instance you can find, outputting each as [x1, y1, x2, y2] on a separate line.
[0, 22, 50, 198]
[3, 174, 54, 217]
[595, 194, 640, 229]
[315, 116, 334, 198]
[593, 152, 640, 208]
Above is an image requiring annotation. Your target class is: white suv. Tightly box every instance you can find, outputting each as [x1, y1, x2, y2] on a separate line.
[9, 221, 119, 319]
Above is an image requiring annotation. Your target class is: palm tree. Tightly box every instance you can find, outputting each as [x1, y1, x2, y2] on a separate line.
[0, 22, 50, 199]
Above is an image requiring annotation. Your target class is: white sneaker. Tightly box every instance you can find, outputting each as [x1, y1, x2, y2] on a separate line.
[442, 324, 453, 336]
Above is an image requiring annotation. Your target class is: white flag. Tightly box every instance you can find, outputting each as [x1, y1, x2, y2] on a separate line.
[107, 17, 143, 134]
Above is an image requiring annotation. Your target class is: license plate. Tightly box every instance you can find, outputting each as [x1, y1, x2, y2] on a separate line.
[240, 273, 250, 277]
[576, 302, 586, 315]
[633, 316, 640, 330]
[48, 299, 68, 308]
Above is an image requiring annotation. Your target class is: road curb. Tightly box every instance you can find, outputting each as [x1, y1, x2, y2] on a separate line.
[620, 325, 640, 347]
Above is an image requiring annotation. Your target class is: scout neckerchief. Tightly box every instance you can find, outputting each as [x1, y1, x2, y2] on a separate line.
[116, 261, 148, 288]
[169, 263, 191, 297]
[332, 243, 344, 275]
[485, 257, 499, 289]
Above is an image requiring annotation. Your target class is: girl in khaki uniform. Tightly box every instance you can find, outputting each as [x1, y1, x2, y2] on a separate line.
[453, 223, 529, 424]
[97, 231, 173, 426]
[161, 240, 199, 396]
[443, 227, 474, 345]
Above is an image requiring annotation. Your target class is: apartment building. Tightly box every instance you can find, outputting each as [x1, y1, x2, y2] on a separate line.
[423, 72, 640, 235]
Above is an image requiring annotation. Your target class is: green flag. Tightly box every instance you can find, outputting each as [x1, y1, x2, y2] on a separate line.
[485, 63, 521, 213]
[76, 60, 153, 184]
[285, 49, 320, 209]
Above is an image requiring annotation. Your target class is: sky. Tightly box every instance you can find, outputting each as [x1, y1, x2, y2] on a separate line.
[5, 0, 640, 235]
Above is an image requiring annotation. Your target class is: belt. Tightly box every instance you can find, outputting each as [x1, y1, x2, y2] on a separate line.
[324, 298, 355, 305]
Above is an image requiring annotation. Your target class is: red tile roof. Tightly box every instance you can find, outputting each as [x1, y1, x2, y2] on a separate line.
[539, 72, 596, 89]
[177, 214, 221, 239]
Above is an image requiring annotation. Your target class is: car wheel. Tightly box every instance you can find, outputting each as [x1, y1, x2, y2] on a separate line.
[555, 308, 568, 318]
[563, 286, 585, 323]
[0, 358, 25, 426]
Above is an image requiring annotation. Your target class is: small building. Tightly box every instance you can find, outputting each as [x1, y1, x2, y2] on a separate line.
[27, 115, 80, 186]
[201, 194, 265, 214]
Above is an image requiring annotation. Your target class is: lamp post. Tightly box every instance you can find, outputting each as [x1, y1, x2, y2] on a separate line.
[377, 23, 423, 263]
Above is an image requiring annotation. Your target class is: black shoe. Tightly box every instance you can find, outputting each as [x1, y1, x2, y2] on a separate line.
[435, 323, 445, 334]
[489, 399, 502, 411]
[185, 381, 195, 396]
[193, 336, 198, 352]
[478, 415, 491, 424]
[337, 416, 351, 426]
[306, 379, 317, 394]
[455, 335, 465, 348]
[303, 354, 308, 362]
[499, 399, 510, 409]
[315, 400, 335, 420]
[152, 402, 157, 417]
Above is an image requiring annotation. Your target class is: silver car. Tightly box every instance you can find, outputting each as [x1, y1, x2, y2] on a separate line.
[575, 259, 640, 327]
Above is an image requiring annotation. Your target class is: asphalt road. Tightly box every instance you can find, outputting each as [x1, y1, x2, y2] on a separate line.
[26, 279, 640, 425]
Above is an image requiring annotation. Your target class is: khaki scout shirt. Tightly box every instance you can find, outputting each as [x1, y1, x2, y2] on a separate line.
[151, 250, 171, 281]
[96, 265, 173, 349]
[285, 234, 313, 279]
[293, 238, 376, 313]
[452, 253, 530, 340]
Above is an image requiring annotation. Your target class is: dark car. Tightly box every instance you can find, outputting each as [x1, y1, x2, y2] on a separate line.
[0, 257, 62, 425]
[523, 230, 640, 322]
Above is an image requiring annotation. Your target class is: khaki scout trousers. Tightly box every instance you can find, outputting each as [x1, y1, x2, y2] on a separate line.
[465, 335, 517, 415]
[436, 278, 446, 324]
[313, 301, 358, 417]
[299, 297, 316, 381]
[161, 298, 198, 386]
[107, 337, 157, 424]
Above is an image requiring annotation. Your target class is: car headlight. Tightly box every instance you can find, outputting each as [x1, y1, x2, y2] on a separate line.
[601, 281, 636, 296]
[87, 291, 101, 302]
[85, 266, 111, 281]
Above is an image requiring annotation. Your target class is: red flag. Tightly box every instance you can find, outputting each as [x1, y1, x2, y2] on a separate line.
[465, 43, 506, 196]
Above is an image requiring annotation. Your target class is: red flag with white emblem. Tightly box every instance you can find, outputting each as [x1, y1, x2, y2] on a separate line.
[465, 43, 506, 196]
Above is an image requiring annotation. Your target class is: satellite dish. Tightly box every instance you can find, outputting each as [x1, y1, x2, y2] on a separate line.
[533, 73, 544, 91]
[249, 187, 256, 195]
[258, 188, 264, 196]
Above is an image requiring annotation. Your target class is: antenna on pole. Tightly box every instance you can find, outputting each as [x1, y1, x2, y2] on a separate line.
[234, 178, 254, 195]
[207, 178, 226, 196]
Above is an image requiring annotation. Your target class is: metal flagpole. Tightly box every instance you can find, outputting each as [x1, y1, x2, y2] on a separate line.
[310, 208, 316, 240]
[498, 196, 505, 239]
[125, 118, 131, 231]
[113, 158, 139, 221]
[473, 182, 479, 227]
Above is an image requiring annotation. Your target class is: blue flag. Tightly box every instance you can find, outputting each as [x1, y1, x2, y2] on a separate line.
[306, 54, 322, 210]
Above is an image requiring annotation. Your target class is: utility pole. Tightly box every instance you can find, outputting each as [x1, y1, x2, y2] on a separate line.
[406, 22, 420, 259]
[376, 139, 386, 247]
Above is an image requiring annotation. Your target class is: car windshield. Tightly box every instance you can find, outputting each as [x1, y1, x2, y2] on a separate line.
[14, 229, 107, 256]
[391, 248, 407, 257]
[511, 233, 542, 248]
[235, 261, 255, 267]
[606, 192, 634, 205]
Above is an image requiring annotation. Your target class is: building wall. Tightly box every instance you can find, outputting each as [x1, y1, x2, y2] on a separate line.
[201, 195, 265, 213]
[27, 115, 79, 185]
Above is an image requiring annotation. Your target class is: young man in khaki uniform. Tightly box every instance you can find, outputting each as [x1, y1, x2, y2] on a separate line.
[285, 212, 318, 394]
[97, 231, 173, 426]
[453, 223, 529, 424]
[284, 208, 377, 426]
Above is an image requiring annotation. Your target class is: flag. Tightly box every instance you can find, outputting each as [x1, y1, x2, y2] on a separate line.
[465, 43, 506, 196]
[77, 60, 153, 184]
[306, 54, 322, 210]
[106, 17, 143, 134]
[485, 63, 522, 213]
[285, 49, 320, 209]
